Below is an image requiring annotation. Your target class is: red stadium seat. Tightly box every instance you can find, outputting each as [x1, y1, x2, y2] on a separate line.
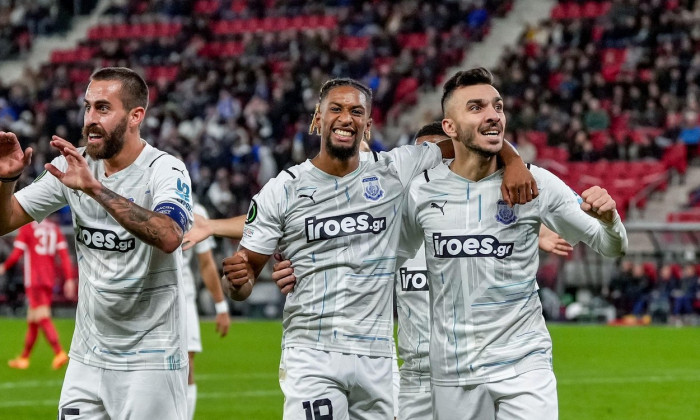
[550, 4, 566, 20]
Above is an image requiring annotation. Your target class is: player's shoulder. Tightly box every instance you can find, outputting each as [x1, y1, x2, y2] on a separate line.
[141, 144, 186, 171]
[408, 160, 451, 191]
[256, 161, 310, 196]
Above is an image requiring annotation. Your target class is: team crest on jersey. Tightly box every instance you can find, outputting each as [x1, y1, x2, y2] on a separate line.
[495, 200, 517, 225]
[362, 176, 384, 201]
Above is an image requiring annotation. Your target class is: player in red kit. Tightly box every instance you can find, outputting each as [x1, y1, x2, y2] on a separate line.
[3, 218, 76, 370]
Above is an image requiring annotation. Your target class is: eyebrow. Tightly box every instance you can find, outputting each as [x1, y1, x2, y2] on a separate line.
[328, 101, 366, 109]
[84, 99, 111, 106]
[466, 97, 503, 105]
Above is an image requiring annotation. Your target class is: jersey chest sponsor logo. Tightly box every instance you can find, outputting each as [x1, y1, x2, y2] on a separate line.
[305, 212, 386, 242]
[432, 233, 513, 259]
[77, 225, 135, 253]
[399, 267, 429, 291]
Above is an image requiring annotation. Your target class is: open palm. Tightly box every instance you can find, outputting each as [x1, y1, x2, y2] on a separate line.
[0, 131, 32, 178]
[45, 137, 98, 192]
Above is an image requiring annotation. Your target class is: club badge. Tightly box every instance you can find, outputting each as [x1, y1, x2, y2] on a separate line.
[362, 176, 384, 201]
[495, 199, 517, 225]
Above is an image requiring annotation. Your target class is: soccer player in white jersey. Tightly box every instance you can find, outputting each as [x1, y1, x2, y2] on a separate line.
[221, 78, 536, 419]
[182, 202, 230, 420]
[395, 122, 573, 420]
[400, 68, 628, 420]
[0, 67, 193, 420]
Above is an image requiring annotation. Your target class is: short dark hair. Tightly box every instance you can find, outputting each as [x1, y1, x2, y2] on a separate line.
[441, 67, 494, 115]
[318, 78, 373, 107]
[90, 67, 149, 111]
[414, 121, 447, 140]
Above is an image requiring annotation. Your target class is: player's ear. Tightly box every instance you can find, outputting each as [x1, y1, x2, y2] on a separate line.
[308, 103, 321, 135]
[364, 117, 372, 141]
[129, 107, 146, 128]
[442, 118, 456, 138]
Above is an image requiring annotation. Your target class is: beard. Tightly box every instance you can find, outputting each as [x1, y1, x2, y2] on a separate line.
[456, 123, 501, 159]
[83, 117, 128, 160]
[324, 134, 360, 161]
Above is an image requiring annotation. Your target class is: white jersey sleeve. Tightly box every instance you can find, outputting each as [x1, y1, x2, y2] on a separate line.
[240, 172, 290, 255]
[149, 154, 194, 233]
[382, 142, 442, 186]
[534, 166, 628, 257]
[15, 158, 69, 222]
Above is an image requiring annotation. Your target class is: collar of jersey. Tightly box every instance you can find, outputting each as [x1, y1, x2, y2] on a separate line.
[303, 158, 364, 180]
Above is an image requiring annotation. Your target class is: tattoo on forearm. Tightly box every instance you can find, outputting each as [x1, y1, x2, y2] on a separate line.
[93, 185, 182, 247]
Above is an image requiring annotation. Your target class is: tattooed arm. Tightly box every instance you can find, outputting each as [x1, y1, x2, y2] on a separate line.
[88, 186, 184, 253]
[45, 137, 184, 253]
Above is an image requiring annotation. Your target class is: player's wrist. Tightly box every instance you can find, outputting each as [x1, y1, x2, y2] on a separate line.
[214, 299, 229, 314]
[0, 172, 21, 183]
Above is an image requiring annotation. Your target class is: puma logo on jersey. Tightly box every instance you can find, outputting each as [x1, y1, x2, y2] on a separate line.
[305, 212, 386, 242]
[172, 167, 185, 175]
[400, 267, 429, 291]
[299, 190, 316, 204]
[77, 226, 135, 253]
[433, 233, 513, 259]
[431, 201, 447, 215]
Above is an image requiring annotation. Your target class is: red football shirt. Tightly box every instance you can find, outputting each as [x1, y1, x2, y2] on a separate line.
[4, 220, 74, 289]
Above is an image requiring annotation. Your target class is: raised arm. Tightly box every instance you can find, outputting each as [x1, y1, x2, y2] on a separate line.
[0, 132, 35, 235]
[46, 137, 184, 253]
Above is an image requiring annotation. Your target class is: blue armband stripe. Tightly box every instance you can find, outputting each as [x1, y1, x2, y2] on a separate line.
[154, 202, 189, 232]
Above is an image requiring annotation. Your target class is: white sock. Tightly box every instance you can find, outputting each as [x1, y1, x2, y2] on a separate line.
[187, 384, 197, 420]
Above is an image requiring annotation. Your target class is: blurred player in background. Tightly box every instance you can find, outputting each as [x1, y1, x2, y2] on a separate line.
[0, 67, 193, 419]
[400, 68, 627, 420]
[182, 201, 230, 420]
[3, 216, 76, 370]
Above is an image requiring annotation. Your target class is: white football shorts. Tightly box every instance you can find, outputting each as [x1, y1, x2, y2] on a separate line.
[279, 347, 393, 420]
[58, 359, 187, 420]
[432, 369, 558, 420]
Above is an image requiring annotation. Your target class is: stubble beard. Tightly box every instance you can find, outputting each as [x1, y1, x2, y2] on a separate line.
[83, 117, 128, 160]
[324, 134, 361, 161]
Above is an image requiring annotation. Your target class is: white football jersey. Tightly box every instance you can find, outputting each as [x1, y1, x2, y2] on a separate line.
[16, 143, 193, 371]
[395, 244, 430, 391]
[241, 143, 442, 357]
[401, 163, 627, 386]
[182, 203, 216, 300]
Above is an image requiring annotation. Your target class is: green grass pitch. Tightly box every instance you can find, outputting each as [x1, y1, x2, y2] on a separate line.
[0, 318, 698, 419]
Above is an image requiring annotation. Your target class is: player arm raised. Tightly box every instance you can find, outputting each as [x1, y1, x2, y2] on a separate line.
[0, 132, 35, 235]
[46, 137, 184, 253]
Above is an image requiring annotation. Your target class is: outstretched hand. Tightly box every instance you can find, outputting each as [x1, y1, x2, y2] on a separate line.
[45, 136, 99, 193]
[0, 131, 32, 180]
[580, 186, 617, 225]
[182, 213, 213, 251]
[538, 225, 573, 256]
